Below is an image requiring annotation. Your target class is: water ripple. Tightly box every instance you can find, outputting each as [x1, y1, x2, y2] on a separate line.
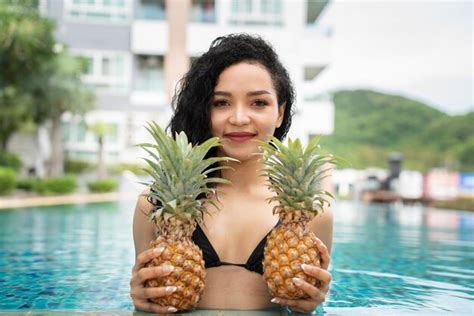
[0, 201, 473, 314]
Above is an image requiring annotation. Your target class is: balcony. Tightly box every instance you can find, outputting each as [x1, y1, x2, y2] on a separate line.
[135, 0, 166, 20]
[291, 99, 334, 139]
[131, 20, 168, 54]
[131, 55, 166, 107]
[302, 26, 332, 66]
[191, 0, 216, 23]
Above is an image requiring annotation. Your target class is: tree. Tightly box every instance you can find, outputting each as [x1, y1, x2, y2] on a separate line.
[0, 1, 55, 149]
[33, 51, 95, 177]
[321, 89, 473, 171]
[89, 122, 114, 179]
[0, 1, 95, 176]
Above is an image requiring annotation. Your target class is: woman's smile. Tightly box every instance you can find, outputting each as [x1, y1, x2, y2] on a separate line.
[224, 132, 257, 142]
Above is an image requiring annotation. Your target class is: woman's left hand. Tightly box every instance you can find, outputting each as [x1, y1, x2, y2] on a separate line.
[270, 238, 331, 313]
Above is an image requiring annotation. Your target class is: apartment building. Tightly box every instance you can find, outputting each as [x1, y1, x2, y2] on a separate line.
[38, 0, 334, 164]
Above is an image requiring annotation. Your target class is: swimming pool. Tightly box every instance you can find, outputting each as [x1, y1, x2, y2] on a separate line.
[0, 200, 472, 315]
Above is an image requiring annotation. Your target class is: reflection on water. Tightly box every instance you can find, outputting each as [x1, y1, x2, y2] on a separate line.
[331, 201, 474, 314]
[0, 201, 473, 314]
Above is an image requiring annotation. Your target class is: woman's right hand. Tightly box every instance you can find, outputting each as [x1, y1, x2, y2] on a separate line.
[130, 246, 178, 313]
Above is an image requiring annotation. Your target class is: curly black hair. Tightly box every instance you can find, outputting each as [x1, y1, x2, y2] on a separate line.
[167, 33, 295, 147]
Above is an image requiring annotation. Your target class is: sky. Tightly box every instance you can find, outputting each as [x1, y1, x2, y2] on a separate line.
[312, 0, 473, 115]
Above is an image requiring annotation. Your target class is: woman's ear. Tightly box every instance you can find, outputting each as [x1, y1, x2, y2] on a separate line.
[276, 102, 286, 128]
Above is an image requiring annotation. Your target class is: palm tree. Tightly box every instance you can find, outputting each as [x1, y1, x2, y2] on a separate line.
[89, 122, 114, 180]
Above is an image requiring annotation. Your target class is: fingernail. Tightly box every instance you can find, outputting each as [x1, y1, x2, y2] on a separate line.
[301, 263, 308, 271]
[293, 277, 303, 286]
[167, 307, 177, 312]
[166, 286, 177, 292]
[271, 298, 279, 303]
[163, 265, 174, 273]
[153, 246, 165, 255]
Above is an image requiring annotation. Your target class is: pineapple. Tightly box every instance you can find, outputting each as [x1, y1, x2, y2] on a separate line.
[258, 136, 339, 300]
[138, 122, 236, 311]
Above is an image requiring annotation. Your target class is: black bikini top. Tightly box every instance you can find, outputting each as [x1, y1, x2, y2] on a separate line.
[191, 221, 279, 275]
[146, 187, 278, 274]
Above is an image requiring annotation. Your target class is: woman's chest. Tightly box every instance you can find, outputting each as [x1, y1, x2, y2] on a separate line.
[201, 193, 279, 263]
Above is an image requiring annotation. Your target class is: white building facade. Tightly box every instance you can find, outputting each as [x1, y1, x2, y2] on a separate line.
[38, 0, 334, 164]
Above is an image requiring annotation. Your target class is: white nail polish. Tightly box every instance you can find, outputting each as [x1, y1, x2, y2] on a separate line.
[293, 277, 303, 286]
[153, 246, 165, 255]
[271, 298, 279, 303]
[167, 307, 177, 312]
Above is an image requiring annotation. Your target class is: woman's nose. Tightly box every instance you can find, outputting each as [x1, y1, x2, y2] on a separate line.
[228, 105, 251, 126]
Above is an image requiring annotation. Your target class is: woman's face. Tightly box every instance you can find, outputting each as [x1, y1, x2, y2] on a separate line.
[210, 62, 285, 162]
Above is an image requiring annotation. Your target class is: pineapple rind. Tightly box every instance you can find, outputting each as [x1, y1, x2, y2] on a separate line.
[259, 136, 337, 300]
[146, 237, 206, 311]
[263, 223, 321, 299]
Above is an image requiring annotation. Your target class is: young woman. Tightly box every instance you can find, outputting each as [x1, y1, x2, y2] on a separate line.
[130, 33, 333, 313]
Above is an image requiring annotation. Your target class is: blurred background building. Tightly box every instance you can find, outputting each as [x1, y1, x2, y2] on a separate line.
[38, 0, 334, 164]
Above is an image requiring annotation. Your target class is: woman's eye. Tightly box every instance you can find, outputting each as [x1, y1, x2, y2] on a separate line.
[253, 100, 269, 107]
[213, 100, 229, 107]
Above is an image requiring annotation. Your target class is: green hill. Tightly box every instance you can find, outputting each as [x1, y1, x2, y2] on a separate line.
[318, 89, 474, 172]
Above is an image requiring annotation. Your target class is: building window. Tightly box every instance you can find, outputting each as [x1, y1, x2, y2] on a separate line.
[105, 123, 119, 144]
[62, 122, 71, 143]
[189, 56, 198, 65]
[76, 121, 88, 142]
[229, 0, 283, 26]
[64, 0, 131, 23]
[191, 0, 216, 23]
[306, 0, 328, 25]
[75, 56, 94, 76]
[74, 50, 130, 93]
[304, 66, 325, 81]
[62, 120, 88, 143]
[68, 151, 97, 161]
[304, 92, 331, 102]
[134, 55, 164, 93]
[136, 0, 166, 20]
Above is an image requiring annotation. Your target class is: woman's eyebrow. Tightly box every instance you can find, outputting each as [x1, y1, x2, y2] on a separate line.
[213, 90, 271, 97]
[247, 90, 271, 96]
[213, 91, 231, 97]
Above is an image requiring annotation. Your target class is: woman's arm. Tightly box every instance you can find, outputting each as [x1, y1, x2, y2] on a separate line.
[132, 188, 157, 257]
[308, 207, 333, 253]
[130, 189, 179, 313]
[309, 163, 335, 253]
[307, 163, 335, 252]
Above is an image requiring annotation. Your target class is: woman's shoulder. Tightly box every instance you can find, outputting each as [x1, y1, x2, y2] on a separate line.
[133, 188, 157, 255]
[307, 206, 333, 252]
[308, 206, 333, 229]
[135, 187, 156, 215]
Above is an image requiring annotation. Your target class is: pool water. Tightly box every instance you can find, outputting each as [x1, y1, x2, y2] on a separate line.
[0, 200, 473, 315]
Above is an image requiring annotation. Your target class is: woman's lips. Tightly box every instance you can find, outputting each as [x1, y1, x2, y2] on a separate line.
[224, 132, 257, 142]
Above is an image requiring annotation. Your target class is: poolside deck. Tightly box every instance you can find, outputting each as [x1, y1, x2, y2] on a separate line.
[0, 191, 139, 210]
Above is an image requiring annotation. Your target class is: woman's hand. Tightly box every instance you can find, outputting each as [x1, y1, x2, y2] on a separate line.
[271, 238, 332, 313]
[129, 246, 178, 314]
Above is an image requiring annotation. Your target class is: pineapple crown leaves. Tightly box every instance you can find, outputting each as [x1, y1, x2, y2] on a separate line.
[137, 121, 238, 223]
[256, 135, 344, 214]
